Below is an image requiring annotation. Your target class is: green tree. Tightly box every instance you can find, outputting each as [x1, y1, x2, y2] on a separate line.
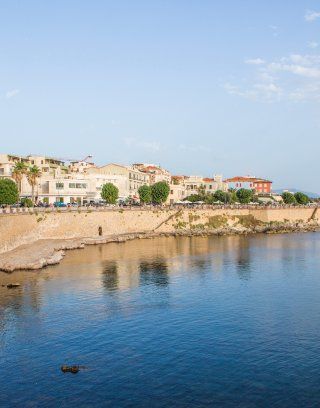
[229, 190, 238, 203]
[205, 193, 215, 204]
[21, 197, 33, 207]
[0, 178, 19, 205]
[213, 190, 227, 203]
[101, 183, 119, 204]
[197, 185, 207, 200]
[294, 192, 309, 205]
[236, 188, 254, 204]
[11, 161, 28, 194]
[282, 191, 296, 204]
[27, 165, 41, 203]
[138, 185, 152, 203]
[151, 181, 170, 204]
[184, 194, 203, 202]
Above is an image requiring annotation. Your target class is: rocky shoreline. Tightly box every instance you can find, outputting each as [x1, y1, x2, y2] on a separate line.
[0, 221, 319, 273]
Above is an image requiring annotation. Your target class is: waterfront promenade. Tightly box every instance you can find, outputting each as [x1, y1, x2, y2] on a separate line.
[0, 203, 318, 216]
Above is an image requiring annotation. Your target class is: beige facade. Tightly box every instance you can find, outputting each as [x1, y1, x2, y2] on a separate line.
[0, 155, 152, 203]
[91, 163, 150, 198]
[132, 163, 171, 184]
[167, 174, 228, 203]
[0, 154, 29, 178]
[1, 153, 228, 204]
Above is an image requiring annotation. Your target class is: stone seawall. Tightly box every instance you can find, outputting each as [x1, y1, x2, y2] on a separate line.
[0, 207, 318, 255]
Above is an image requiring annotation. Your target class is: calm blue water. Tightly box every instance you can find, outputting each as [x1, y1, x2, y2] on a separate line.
[1, 233, 320, 407]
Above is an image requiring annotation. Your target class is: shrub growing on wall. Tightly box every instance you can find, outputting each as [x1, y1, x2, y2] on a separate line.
[151, 181, 170, 204]
[101, 183, 119, 204]
[0, 179, 19, 205]
[138, 185, 152, 203]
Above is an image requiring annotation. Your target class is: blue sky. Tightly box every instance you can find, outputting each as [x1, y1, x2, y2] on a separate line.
[1, 1, 320, 192]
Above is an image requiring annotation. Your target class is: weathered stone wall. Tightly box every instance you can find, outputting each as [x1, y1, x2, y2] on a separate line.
[0, 207, 318, 254]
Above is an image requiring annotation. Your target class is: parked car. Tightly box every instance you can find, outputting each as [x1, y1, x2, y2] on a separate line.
[53, 202, 67, 208]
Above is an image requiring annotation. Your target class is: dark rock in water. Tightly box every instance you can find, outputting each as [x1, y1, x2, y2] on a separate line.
[61, 365, 81, 374]
[7, 283, 20, 288]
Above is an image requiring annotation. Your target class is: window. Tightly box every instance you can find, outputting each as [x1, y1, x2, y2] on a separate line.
[56, 182, 64, 190]
[69, 183, 87, 189]
[0, 168, 4, 175]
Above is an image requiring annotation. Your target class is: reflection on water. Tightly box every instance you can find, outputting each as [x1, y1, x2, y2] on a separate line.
[1, 233, 320, 407]
[140, 258, 169, 287]
[102, 261, 119, 292]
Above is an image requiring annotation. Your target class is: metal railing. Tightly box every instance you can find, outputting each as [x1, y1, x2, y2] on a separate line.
[0, 203, 318, 216]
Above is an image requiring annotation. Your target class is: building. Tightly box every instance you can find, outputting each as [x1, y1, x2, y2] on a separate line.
[132, 163, 171, 184]
[86, 163, 150, 199]
[0, 154, 29, 178]
[183, 175, 227, 194]
[167, 174, 228, 204]
[224, 176, 272, 194]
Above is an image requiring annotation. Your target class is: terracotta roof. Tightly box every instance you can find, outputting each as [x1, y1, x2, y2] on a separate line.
[203, 178, 215, 182]
[224, 176, 272, 183]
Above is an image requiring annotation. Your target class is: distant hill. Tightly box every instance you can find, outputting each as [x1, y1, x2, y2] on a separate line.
[273, 188, 319, 198]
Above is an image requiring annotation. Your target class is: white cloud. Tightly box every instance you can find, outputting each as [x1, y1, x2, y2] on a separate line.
[245, 58, 265, 65]
[305, 10, 320, 22]
[123, 137, 162, 153]
[308, 41, 319, 49]
[5, 89, 20, 99]
[224, 82, 281, 102]
[269, 25, 279, 37]
[178, 144, 212, 153]
[225, 53, 320, 102]
[269, 62, 320, 78]
[269, 57, 320, 79]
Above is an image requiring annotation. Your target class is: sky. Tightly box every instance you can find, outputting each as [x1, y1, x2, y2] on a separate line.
[1, 0, 320, 192]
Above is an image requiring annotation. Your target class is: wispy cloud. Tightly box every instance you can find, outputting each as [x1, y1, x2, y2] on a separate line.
[224, 81, 282, 102]
[305, 10, 320, 22]
[308, 41, 319, 49]
[269, 25, 279, 37]
[123, 137, 162, 153]
[225, 53, 320, 102]
[245, 58, 265, 65]
[178, 144, 212, 153]
[5, 89, 20, 99]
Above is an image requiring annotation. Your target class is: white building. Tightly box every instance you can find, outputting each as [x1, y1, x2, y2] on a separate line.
[132, 163, 171, 184]
[0, 154, 151, 204]
[167, 174, 228, 204]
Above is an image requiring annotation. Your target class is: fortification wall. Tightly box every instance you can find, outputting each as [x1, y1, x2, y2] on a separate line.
[0, 207, 318, 254]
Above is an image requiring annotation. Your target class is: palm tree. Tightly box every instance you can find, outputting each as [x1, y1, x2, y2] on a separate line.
[27, 165, 41, 203]
[11, 161, 28, 195]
